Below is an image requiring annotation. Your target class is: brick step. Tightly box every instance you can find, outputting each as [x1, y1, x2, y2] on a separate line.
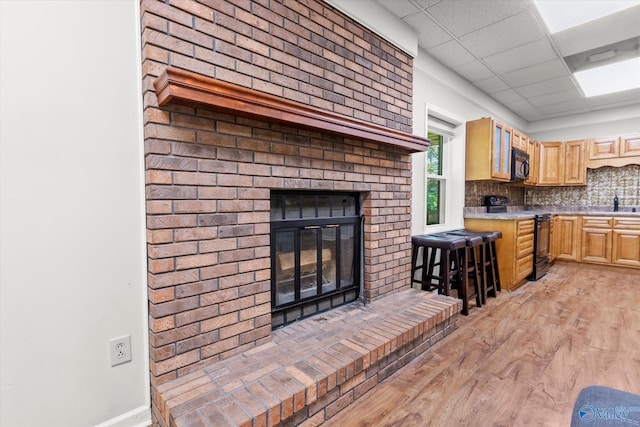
[153, 289, 462, 427]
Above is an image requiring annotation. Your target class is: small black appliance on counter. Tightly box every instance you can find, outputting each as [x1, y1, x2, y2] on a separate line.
[483, 195, 509, 213]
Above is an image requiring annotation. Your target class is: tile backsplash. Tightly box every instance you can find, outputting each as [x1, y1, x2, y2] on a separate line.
[526, 165, 639, 207]
[465, 181, 525, 207]
[465, 165, 640, 208]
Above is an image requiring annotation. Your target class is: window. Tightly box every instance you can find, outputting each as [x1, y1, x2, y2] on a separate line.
[426, 132, 447, 226]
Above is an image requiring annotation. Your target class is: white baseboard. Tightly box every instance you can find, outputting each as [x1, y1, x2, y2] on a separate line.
[94, 405, 151, 427]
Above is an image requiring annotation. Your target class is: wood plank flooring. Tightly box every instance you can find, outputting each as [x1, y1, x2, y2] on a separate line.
[325, 263, 640, 427]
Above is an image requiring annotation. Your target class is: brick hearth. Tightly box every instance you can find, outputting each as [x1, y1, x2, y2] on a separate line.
[153, 289, 461, 426]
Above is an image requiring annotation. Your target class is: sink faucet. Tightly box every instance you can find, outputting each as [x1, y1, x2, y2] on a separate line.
[614, 195, 619, 212]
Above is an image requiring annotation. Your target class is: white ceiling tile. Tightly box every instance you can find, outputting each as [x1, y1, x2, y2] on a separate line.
[416, 30, 452, 49]
[425, 0, 529, 37]
[516, 108, 547, 121]
[426, 40, 476, 68]
[492, 89, 524, 103]
[501, 60, 571, 87]
[516, 76, 578, 98]
[458, 10, 546, 58]
[504, 98, 536, 110]
[405, 13, 452, 48]
[483, 38, 558, 74]
[412, 0, 442, 9]
[376, 0, 420, 18]
[455, 60, 495, 82]
[528, 89, 584, 107]
[537, 100, 590, 117]
[474, 76, 510, 93]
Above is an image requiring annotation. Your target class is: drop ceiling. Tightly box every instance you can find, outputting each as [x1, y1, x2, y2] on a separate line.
[372, 0, 640, 123]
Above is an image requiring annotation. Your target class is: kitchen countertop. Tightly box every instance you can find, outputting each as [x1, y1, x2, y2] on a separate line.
[464, 206, 640, 220]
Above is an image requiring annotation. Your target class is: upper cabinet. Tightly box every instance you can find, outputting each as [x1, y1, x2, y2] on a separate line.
[620, 135, 640, 157]
[538, 141, 564, 185]
[537, 140, 586, 186]
[588, 137, 618, 159]
[465, 118, 637, 185]
[524, 139, 539, 186]
[466, 117, 512, 181]
[564, 140, 587, 185]
[586, 134, 640, 168]
[512, 129, 528, 151]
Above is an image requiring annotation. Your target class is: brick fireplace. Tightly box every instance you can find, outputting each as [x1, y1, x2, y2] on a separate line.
[141, 0, 435, 423]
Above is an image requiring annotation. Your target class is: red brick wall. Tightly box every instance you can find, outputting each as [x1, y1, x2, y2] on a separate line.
[141, 0, 415, 386]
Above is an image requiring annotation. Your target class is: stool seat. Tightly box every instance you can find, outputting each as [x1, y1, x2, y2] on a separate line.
[412, 234, 466, 250]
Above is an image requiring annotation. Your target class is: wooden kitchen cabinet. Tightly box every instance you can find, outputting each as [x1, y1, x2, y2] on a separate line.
[586, 134, 640, 168]
[512, 129, 527, 151]
[525, 139, 539, 186]
[538, 140, 586, 186]
[564, 140, 586, 185]
[612, 217, 640, 268]
[465, 117, 512, 181]
[555, 216, 580, 261]
[464, 217, 534, 291]
[580, 216, 613, 264]
[620, 134, 640, 157]
[538, 141, 564, 185]
[556, 215, 640, 268]
[549, 215, 556, 263]
[588, 137, 619, 160]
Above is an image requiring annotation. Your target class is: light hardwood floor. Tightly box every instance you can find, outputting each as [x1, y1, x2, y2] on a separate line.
[326, 263, 640, 427]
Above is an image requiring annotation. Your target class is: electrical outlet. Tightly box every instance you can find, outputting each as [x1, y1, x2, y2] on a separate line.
[109, 335, 132, 366]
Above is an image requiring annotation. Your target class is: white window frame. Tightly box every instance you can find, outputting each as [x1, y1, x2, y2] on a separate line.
[425, 131, 448, 227]
[412, 105, 464, 235]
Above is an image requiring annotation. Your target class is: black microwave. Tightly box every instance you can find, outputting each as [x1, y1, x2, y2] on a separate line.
[511, 148, 530, 181]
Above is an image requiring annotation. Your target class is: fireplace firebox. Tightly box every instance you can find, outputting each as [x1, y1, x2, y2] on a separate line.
[270, 191, 362, 328]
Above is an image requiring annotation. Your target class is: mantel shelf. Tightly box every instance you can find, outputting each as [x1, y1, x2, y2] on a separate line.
[153, 67, 429, 153]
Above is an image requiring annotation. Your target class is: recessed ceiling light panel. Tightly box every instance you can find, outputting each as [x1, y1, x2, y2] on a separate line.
[534, 0, 640, 33]
[574, 57, 640, 96]
[564, 37, 640, 72]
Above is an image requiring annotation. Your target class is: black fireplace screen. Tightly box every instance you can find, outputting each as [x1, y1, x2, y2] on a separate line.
[270, 191, 361, 328]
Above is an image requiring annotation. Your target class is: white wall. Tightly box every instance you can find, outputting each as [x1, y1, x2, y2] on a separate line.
[526, 104, 640, 141]
[411, 50, 526, 235]
[0, 2, 150, 426]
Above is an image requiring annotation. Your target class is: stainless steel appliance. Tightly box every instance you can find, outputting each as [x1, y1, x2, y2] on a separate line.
[511, 148, 530, 181]
[529, 214, 551, 281]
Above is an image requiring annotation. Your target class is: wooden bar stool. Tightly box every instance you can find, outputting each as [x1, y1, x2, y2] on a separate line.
[448, 229, 502, 304]
[411, 234, 466, 298]
[481, 231, 502, 301]
[427, 232, 482, 315]
[450, 233, 483, 314]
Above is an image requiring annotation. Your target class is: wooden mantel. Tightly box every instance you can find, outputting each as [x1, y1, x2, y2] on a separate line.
[153, 67, 430, 153]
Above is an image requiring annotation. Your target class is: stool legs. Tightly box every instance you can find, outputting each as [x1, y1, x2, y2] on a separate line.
[486, 240, 501, 295]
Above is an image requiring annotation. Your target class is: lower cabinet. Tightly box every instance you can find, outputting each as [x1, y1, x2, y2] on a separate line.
[572, 215, 640, 268]
[580, 216, 613, 264]
[612, 218, 640, 268]
[556, 216, 580, 261]
[464, 217, 534, 291]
